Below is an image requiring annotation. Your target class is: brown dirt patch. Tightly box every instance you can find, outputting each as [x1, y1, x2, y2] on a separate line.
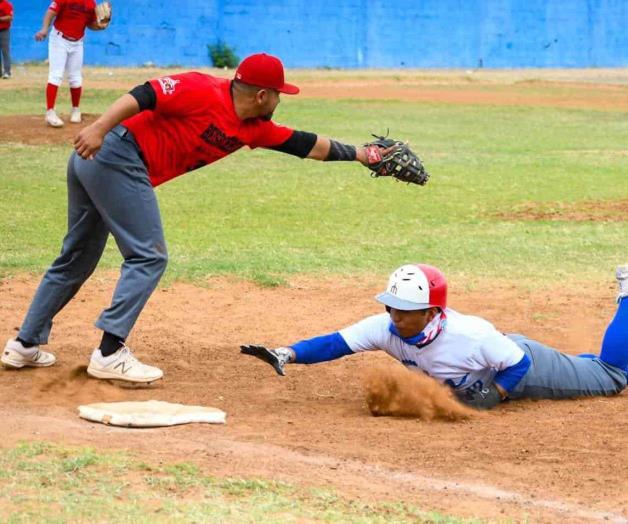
[497, 200, 628, 222]
[1, 274, 626, 522]
[0, 114, 98, 146]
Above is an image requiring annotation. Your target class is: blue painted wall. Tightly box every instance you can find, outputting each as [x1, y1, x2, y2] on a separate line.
[8, 0, 628, 68]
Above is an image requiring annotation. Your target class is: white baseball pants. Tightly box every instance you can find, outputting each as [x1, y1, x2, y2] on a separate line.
[48, 29, 84, 87]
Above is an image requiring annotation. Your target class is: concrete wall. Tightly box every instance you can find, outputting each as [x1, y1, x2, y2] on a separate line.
[8, 0, 628, 68]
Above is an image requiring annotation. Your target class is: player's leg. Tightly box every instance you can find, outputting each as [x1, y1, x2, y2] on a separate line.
[507, 335, 626, 400]
[598, 265, 628, 373]
[72, 129, 165, 382]
[66, 40, 83, 124]
[46, 31, 68, 127]
[0, 28, 11, 78]
[3, 153, 109, 368]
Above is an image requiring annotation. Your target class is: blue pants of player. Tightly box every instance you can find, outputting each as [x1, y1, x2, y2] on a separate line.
[508, 298, 628, 399]
[18, 126, 167, 344]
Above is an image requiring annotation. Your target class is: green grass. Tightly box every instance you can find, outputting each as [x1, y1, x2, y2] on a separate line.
[0, 442, 478, 523]
[1, 86, 627, 283]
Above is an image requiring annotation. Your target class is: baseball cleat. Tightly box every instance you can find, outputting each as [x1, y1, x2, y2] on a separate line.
[1, 338, 56, 368]
[87, 346, 163, 383]
[1, 73, 10, 80]
[70, 107, 82, 124]
[616, 264, 628, 301]
[45, 109, 64, 128]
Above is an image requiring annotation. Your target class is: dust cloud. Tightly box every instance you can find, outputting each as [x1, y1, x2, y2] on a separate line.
[32, 365, 128, 406]
[363, 364, 477, 421]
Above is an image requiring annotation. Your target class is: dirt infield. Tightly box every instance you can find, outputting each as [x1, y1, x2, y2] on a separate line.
[1, 275, 626, 522]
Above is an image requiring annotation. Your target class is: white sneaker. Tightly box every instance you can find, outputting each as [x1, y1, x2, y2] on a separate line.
[45, 109, 64, 128]
[616, 264, 628, 302]
[87, 346, 163, 383]
[1, 73, 10, 80]
[1, 338, 56, 368]
[70, 107, 82, 124]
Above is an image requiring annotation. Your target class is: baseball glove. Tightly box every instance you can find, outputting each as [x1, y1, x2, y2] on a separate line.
[363, 134, 429, 186]
[240, 345, 292, 376]
[94, 1, 112, 24]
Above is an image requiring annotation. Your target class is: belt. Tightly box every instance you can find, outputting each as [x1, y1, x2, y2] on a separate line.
[56, 30, 80, 42]
[110, 125, 132, 140]
[110, 125, 147, 165]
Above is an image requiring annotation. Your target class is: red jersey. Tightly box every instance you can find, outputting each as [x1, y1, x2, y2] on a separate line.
[50, 0, 95, 40]
[0, 1, 13, 30]
[123, 73, 294, 187]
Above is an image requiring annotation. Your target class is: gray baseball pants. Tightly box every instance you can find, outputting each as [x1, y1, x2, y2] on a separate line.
[0, 28, 10, 76]
[507, 334, 627, 400]
[18, 126, 167, 344]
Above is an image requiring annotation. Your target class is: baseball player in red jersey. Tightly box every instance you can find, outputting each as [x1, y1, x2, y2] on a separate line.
[2, 53, 391, 384]
[35, 0, 110, 128]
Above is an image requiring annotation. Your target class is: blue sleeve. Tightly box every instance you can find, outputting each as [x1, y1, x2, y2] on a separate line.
[290, 332, 354, 364]
[494, 353, 531, 392]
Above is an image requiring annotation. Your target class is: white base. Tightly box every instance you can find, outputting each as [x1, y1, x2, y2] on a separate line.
[78, 400, 226, 427]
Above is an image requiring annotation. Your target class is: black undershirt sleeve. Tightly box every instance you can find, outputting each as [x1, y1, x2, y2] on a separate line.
[270, 130, 318, 158]
[326, 140, 357, 161]
[128, 82, 157, 111]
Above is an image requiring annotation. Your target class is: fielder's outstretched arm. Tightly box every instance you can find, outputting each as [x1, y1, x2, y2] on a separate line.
[270, 133, 391, 167]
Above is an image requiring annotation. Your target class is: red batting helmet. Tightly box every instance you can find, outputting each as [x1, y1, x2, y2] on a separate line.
[376, 264, 447, 310]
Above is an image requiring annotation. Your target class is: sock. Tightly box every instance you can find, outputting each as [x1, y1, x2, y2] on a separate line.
[99, 332, 125, 357]
[46, 83, 59, 111]
[16, 337, 37, 348]
[70, 86, 82, 108]
[599, 297, 628, 372]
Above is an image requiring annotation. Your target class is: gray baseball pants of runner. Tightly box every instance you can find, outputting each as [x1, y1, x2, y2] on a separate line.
[18, 126, 167, 344]
[507, 334, 627, 399]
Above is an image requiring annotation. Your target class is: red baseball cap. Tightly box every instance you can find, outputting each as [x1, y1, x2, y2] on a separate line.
[234, 53, 300, 95]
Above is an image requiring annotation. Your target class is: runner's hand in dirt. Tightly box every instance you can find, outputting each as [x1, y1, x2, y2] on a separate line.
[240, 345, 294, 376]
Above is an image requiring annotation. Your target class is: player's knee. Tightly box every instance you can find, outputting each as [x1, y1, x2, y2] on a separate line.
[152, 244, 168, 275]
[68, 77, 82, 88]
[48, 73, 63, 85]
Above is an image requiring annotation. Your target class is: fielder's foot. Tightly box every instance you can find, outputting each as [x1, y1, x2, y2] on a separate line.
[1, 73, 10, 80]
[70, 107, 82, 124]
[45, 109, 64, 128]
[1, 338, 56, 368]
[87, 346, 163, 383]
[616, 264, 628, 302]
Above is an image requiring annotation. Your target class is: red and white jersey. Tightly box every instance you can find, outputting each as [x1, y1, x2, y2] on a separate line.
[0, 1, 13, 30]
[123, 73, 294, 187]
[50, 0, 96, 40]
[339, 308, 525, 391]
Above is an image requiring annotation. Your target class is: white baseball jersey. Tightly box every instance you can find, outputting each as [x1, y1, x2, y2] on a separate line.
[339, 308, 525, 391]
